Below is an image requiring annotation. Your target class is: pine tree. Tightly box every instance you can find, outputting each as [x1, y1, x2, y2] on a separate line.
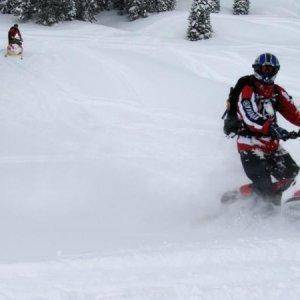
[98, 0, 113, 11]
[1, 0, 175, 25]
[187, 0, 213, 41]
[0, 0, 5, 10]
[124, 0, 147, 21]
[146, 0, 157, 13]
[211, 0, 220, 13]
[14, 0, 37, 21]
[113, 0, 125, 11]
[233, 0, 250, 15]
[156, 0, 176, 12]
[75, 0, 100, 22]
[35, 0, 76, 25]
[2, 0, 22, 14]
[166, 0, 176, 11]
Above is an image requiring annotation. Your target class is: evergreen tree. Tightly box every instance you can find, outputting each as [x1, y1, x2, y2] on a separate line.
[233, 0, 250, 15]
[124, 0, 147, 21]
[146, 0, 157, 13]
[113, 0, 125, 11]
[187, 0, 213, 41]
[64, 0, 76, 20]
[35, 0, 76, 25]
[156, 0, 176, 12]
[98, 0, 113, 10]
[166, 0, 176, 11]
[14, 0, 36, 21]
[76, 0, 112, 21]
[2, 0, 22, 14]
[75, 0, 100, 22]
[1, 0, 175, 25]
[211, 0, 220, 13]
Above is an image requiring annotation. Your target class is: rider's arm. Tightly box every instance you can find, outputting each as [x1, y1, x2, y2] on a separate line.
[276, 86, 300, 126]
[17, 29, 22, 40]
[237, 85, 273, 134]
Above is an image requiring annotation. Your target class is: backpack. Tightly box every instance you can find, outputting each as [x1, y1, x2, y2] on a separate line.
[222, 75, 257, 136]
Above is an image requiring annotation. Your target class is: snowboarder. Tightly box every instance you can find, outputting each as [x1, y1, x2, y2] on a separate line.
[8, 24, 23, 47]
[225, 53, 300, 205]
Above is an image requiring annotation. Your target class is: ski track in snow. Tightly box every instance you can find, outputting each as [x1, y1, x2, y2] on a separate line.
[1, 0, 300, 299]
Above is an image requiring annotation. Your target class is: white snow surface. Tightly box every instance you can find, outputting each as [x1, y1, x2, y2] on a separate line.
[1, 1, 300, 299]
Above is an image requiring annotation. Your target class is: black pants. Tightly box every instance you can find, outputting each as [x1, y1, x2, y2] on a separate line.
[240, 149, 299, 203]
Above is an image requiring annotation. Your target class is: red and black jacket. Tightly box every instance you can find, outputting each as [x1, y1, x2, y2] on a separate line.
[8, 27, 22, 40]
[236, 76, 300, 153]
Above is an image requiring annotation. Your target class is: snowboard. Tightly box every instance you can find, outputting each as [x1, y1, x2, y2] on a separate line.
[222, 187, 300, 220]
[221, 184, 253, 205]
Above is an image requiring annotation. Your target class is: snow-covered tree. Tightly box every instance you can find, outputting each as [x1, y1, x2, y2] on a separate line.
[35, 0, 76, 25]
[146, 0, 157, 13]
[14, 0, 37, 21]
[1, 0, 174, 25]
[1, 0, 22, 14]
[156, 0, 176, 12]
[187, 0, 213, 41]
[75, 0, 100, 21]
[75, 0, 112, 22]
[97, 0, 113, 10]
[233, 0, 250, 15]
[211, 0, 220, 13]
[123, 0, 147, 21]
[113, 0, 124, 11]
[6, 0, 76, 24]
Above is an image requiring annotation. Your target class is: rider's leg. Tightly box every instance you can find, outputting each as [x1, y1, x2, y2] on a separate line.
[240, 150, 281, 204]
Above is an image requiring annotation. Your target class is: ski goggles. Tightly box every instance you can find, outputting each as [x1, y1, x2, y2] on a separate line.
[257, 65, 279, 77]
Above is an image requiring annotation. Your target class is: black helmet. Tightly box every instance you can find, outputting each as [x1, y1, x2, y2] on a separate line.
[252, 53, 280, 84]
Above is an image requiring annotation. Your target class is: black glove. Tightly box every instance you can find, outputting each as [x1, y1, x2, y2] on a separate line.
[287, 130, 300, 139]
[269, 124, 290, 141]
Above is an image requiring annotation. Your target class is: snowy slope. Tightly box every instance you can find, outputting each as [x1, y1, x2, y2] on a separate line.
[1, 1, 300, 299]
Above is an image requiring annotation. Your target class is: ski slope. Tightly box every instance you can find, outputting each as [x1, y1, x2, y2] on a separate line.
[1, 0, 300, 299]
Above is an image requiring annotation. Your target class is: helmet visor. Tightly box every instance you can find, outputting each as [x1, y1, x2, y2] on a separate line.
[256, 65, 279, 78]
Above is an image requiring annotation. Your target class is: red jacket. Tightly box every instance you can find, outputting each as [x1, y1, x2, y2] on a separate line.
[8, 27, 22, 40]
[237, 80, 300, 153]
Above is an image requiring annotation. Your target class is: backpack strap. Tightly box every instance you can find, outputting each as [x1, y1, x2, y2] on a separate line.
[223, 75, 257, 136]
[228, 75, 256, 115]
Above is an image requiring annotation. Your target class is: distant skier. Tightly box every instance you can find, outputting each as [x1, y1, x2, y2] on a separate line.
[224, 53, 300, 205]
[8, 24, 23, 46]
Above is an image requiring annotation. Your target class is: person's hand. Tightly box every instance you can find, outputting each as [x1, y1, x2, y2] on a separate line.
[269, 124, 290, 141]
